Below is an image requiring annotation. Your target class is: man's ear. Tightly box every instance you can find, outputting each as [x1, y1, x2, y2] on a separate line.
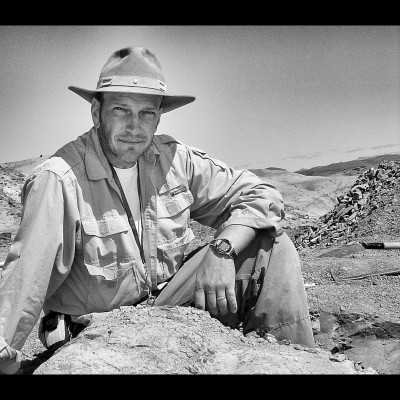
[156, 108, 163, 129]
[91, 97, 101, 128]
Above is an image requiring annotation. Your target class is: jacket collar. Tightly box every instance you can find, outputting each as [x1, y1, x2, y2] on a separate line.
[84, 127, 160, 181]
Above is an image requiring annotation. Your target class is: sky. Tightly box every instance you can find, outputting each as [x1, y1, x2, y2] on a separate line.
[0, 25, 399, 172]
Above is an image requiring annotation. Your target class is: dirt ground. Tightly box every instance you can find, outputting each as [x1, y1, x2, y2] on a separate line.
[300, 245, 400, 321]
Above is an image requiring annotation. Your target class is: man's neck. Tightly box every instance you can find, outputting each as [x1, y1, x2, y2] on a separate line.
[109, 157, 137, 169]
[114, 164, 137, 173]
[101, 148, 138, 169]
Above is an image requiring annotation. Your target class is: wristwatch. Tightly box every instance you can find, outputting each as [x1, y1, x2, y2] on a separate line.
[209, 238, 238, 259]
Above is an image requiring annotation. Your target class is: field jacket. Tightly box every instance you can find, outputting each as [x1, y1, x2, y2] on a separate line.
[0, 127, 284, 371]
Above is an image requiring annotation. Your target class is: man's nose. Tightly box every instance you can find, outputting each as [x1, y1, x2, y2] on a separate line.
[126, 114, 140, 130]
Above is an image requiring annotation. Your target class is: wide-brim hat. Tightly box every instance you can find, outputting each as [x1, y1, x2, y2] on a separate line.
[68, 46, 195, 114]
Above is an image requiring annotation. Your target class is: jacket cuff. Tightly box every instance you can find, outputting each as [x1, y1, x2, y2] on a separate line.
[215, 214, 284, 238]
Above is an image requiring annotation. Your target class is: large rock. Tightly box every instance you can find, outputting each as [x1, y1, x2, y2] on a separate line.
[33, 305, 375, 374]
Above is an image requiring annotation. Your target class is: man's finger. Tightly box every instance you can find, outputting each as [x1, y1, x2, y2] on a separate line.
[226, 287, 237, 314]
[194, 289, 206, 310]
[216, 291, 228, 315]
[206, 290, 218, 315]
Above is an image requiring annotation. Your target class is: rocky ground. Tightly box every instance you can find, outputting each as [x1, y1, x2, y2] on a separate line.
[1, 157, 400, 374]
[29, 306, 373, 375]
[291, 161, 400, 249]
[289, 161, 400, 374]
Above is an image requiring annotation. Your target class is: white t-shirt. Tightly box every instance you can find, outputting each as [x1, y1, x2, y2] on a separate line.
[114, 164, 166, 288]
[114, 164, 142, 243]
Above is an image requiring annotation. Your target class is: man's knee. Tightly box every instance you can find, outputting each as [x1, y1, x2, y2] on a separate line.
[259, 231, 300, 271]
[237, 230, 299, 269]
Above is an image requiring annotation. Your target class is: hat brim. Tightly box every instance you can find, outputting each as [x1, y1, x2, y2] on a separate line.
[68, 86, 195, 114]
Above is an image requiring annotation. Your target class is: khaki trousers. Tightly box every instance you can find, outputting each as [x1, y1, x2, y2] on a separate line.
[155, 231, 316, 348]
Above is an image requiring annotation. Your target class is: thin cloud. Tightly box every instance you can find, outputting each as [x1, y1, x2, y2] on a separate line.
[370, 143, 400, 151]
[281, 152, 322, 161]
[345, 148, 363, 154]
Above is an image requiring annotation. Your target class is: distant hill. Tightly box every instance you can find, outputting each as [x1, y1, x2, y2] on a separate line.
[0, 155, 50, 176]
[249, 168, 356, 223]
[0, 153, 395, 229]
[295, 153, 400, 177]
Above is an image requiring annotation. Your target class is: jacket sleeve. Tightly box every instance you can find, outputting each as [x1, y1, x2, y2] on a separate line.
[185, 145, 285, 236]
[0, 169, 78, 374]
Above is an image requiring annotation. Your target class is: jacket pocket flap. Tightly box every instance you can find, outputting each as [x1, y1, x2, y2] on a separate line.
[157, 228, 195, 251]
[82, 216, 129, 237]
[85, 261, 133, 281]
[158, 178, 193, 217]
[158, 177, 188, 195]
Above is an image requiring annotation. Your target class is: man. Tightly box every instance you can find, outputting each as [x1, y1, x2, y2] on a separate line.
[0, 46, 315, 374]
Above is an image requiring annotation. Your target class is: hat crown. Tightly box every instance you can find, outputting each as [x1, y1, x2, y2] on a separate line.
[68, 45, 195, 113]
[99, 46, 165, 82]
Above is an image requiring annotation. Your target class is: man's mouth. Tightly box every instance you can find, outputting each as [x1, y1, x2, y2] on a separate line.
[119, 138, 142, 144]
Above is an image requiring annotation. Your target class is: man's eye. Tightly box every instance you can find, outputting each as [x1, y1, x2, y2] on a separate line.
[113, 107, 125, 112]
[140, 111, 157, 119]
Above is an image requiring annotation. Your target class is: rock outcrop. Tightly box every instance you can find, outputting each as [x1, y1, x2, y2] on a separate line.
[32, 305, 376, 374]
[292, 160, 400, 249]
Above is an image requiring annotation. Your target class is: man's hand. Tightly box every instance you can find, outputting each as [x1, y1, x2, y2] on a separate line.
[194, 247, 237, 316]
[193, 225, 260, 316]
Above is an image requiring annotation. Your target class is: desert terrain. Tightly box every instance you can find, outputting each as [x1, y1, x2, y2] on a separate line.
[1, 153, 400, 374]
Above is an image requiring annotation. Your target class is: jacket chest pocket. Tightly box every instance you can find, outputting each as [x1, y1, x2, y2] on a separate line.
[157, 179, 194, 243]
[81, 215, 143, 311]
[81, 215, 133, 281]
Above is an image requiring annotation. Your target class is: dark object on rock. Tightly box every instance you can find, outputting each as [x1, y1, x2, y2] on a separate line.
[362, 242, 400, 249]
[319, 240, 400, 258]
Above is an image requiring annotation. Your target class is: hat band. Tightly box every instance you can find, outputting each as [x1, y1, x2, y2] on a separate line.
[97, 75, 166, 93]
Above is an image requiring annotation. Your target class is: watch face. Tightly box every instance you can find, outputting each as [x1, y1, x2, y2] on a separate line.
[218, 240, 231, 253]
[211, 238, 237, 259]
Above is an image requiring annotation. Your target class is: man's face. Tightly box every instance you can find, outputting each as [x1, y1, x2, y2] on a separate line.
[92, 92, 163, 168]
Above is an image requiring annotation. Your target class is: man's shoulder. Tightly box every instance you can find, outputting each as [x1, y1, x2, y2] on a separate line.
[153, 134, 184, 147]
[48, 132, 91, 178]
[30, 156, 74, 179]
[30, 132, 89, 180]
[152, 134, 227, 168]
[153, 134, 207, 154]
[151, 134, 189, 159]
[53, 132, 88, 163]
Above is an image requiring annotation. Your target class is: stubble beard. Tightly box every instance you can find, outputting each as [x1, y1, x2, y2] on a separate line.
[97, 124, 139, 168]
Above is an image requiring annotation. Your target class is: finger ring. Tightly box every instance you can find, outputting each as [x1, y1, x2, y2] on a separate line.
[217, 296, 226, 301]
